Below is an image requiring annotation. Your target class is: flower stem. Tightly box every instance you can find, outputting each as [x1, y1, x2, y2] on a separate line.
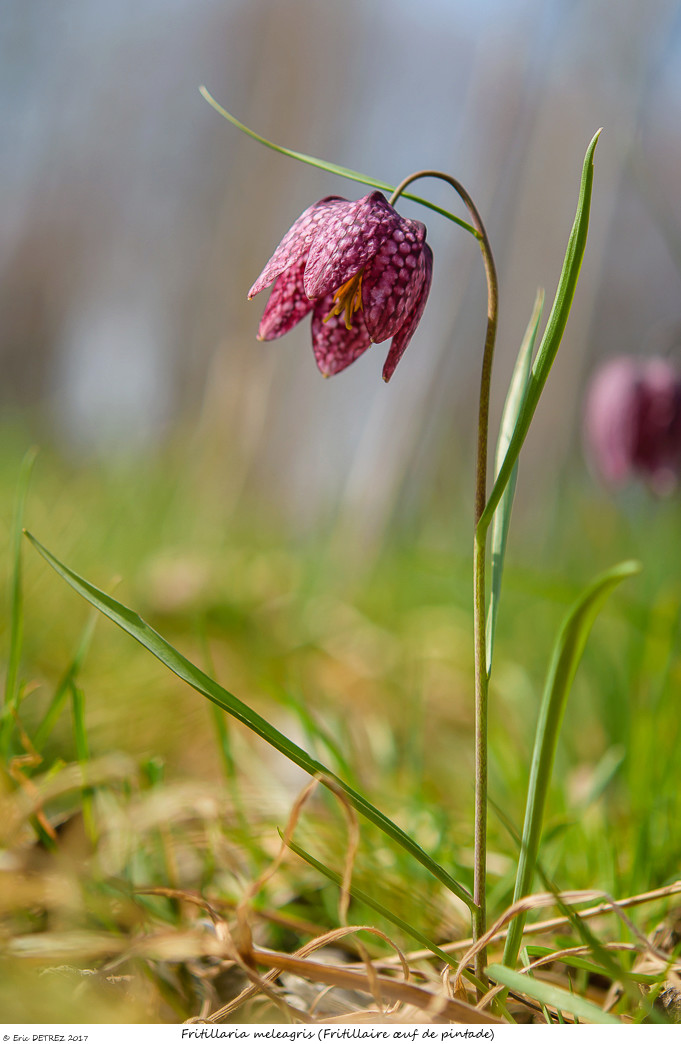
[391, 172, 499, 988]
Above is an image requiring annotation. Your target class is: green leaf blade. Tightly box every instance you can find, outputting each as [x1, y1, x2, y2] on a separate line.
[285, 834, 460, 972]
[480, 130, 601, 534]
[486, 288, 544, 675]
[488, 963, 620, 1024]
[198, 88, 477, 237]
[25, 531, 473, 910]
[502, 559, 641, 970]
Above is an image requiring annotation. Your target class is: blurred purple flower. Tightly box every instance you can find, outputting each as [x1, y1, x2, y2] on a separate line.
[248, 191, 433, 382]
[584, 356, 681, 494]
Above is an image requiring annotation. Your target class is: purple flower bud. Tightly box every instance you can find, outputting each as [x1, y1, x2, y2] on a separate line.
[248, 191, 432, 381]
[584, 356, 681, 494]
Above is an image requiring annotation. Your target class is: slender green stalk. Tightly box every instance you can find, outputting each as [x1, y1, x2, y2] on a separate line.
[1, 448, 38, 758]
[391, 172, 499, 986]
[471, 226, 498, 986]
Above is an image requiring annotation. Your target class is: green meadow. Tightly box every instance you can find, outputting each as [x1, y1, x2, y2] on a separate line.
[2, 425, 679, 1022]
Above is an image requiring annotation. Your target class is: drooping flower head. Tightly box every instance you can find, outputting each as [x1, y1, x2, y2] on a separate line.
[248, 191, 433, 382]
[584, 355, 681, 494]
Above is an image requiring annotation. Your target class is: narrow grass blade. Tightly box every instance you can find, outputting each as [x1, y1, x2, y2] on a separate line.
[209, 703, 235, 781]
[25, 531, 474, 910]
[33, 613, 97, 751]
[195, 616, 255, 841]
[276, 684, 355, 782]
[70, 681, 96, 841]
[486, 289, 544, 675]
[494, 801, 661, 1017]
[70, 682, 90, 765]
[503, 560, 641, 970]
[285, 834, 460, 972]
[487, 963, 620, 1024]
[526, 946, 658, 985]
[286, 835, 508, 1003]
[479, 131, 601, 535]
[520, 946, 553, 1025]
[195, 617, 237, 783]
[1, 448, 38, 757]
[199, 88, 477, 238]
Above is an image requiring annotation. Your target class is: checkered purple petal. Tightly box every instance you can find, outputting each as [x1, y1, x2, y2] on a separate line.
[256, 257, 314, 341]
[382, 244, 433, 382]
[310, 296, 373, 377]
[362, 220, 427, 343]
[303, 191, 402, 301]
[248, 196, 345, 299]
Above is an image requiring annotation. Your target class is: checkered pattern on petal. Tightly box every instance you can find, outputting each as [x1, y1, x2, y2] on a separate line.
[257, 258, 314, 341]
[362, 220, 427, 343]
[310, 297, 373, 377]
[303, 191, 402, 301]
[248, 197, 344, 299]
[382, 244, 433, 382]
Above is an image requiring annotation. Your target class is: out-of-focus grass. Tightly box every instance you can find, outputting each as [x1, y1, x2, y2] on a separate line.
[1, 425, 680, 1021]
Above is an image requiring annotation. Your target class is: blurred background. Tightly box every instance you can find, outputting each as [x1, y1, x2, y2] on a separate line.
[5, 0, 681, 534]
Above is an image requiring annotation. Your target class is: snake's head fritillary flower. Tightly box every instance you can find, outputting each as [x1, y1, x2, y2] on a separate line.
[248, 191, 433, 382]
[584, 356, 681, 494]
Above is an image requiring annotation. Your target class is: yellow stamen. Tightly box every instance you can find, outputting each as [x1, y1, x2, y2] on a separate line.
[323, 270, 364, 330]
